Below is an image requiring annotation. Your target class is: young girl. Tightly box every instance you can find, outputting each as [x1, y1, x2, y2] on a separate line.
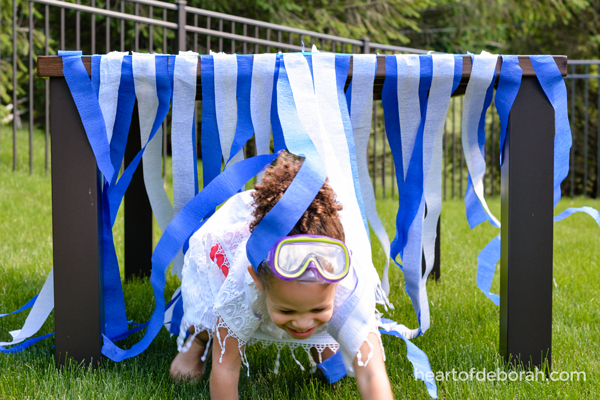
[170, 152, 393, 400]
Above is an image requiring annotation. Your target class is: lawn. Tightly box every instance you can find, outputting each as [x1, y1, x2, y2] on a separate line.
[0, 127, 599, 399]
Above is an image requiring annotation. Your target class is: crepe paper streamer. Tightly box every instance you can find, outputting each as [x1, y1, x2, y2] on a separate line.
[163, 287, 182, 335]
[333, 55, 369, 237]
[0, 295, 38, 318]
[132, 53, 174, 234]
[554, 206, 600, 226]
[530, 56, 572, 208]
[0, 333, 55, 354]
[60, 52, 115, 184]
[269, 57, 287, 153]
[283, 53, 381, 300]
[380, 318, 438, 399]
[398, 55, 422, 180]
[316, 350, 347, 383]
[476, 235, 501, 306]
[107, 55, 173, 226]
[251, 54, 277, 158]
[228, 55, 255, 167]
[462, 52, 501, 229]
[214, 53, 244, 168]
[171, 53, 200, 277]
[91, 55, 101, 100]
[246, 54, 327, 269]
[0, 269, 54, 347]
[200, 55, 223, 190]
[99, 52, 128, 144]
[108, 289, 182, 343]
[346, 55, 394, 296]
[101, 153, 278, 361]
[420, 55, 458, 332]
[495, 55, 523, 166]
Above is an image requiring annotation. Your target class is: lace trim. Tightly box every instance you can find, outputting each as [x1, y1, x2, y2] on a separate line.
[355, 326, 384, 368]
[177, 320, 214, 361]
[215, 318, 250, 376]
[247, 338, 340, 374]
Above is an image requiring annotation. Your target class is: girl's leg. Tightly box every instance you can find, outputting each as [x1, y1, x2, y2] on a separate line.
[170, 328, 211, 381]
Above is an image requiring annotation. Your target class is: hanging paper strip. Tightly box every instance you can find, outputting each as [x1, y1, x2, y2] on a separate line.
[462, 52, 500, 229]
[346, 54, 393, 296]
[214, 53, 244, 168]
[246, 53, 326, 267]
[132, 53, 174, 233]
[251, 54, 277, 157]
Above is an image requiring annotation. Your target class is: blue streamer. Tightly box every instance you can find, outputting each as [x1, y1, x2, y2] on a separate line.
[61, 53, 115, 184]
[270, 58, 286, 152]
[0, 333, 55, 354]
[201, 55, 223, 190]
[107, 55, 172, 226]
[0, 295, 39, 318]
[227, 55, 255, 166]
[316, 351, 347, 384]
[476, 235, 501, 306]
[530, 56, 572, 207]
[101, 154, 278, 361]
[495, 55, 523, 165]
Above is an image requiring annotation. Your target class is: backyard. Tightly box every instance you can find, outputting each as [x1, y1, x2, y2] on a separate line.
[0, 127, 598, 399]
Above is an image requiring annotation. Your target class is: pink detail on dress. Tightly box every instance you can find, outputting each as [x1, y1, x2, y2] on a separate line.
[210, 242, 230, 277]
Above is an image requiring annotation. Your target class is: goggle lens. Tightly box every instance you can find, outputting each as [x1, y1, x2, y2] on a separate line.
[276, 242, 348, 278]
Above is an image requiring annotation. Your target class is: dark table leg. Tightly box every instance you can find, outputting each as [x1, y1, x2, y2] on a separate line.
[124, 102, 153, 280]
[500, 76, 554, 370]
[51, 77, 104, 366]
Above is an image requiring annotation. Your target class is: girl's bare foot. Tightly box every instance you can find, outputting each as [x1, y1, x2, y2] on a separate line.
[170, 335, 209, 382]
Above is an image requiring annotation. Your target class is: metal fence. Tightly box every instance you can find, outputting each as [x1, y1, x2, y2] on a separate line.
[2, 0, 599, 200]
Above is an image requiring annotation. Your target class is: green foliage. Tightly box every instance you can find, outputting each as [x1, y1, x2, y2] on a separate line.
[0, 0, 53, 126]
[189, 0, 434, 46]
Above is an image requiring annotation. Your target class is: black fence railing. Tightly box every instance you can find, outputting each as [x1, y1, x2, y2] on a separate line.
[2, 0, 599, 199]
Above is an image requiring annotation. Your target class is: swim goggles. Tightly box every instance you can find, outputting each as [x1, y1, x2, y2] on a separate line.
[264, 235, 351, 283]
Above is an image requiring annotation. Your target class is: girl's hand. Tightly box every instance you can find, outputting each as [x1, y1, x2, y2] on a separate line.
[210, 318, 243, 400]
[353, 332, 394, 400]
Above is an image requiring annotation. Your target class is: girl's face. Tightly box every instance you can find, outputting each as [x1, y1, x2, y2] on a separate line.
[249, 266, 337, 339]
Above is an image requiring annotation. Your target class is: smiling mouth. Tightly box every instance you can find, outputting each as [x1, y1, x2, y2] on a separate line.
[286, 326, 316, 338]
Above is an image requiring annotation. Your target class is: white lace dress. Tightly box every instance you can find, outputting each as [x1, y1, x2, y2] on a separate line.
[176, 191, 384, 375]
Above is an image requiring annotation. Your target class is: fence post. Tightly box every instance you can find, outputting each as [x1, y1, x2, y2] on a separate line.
[51, 77, 104, 367]
[176, 0, 187, 52]
[500, 75, 554, 370]
[362, 37, 370, 54]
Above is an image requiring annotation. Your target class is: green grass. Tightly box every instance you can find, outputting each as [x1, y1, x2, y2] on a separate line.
[1, 126, 599, 399]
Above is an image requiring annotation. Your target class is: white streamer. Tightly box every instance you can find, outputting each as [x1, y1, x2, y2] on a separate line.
[171, 52, 199, 277]
[419, 54, 456, 332]
[250, 54, 276, 157]
[462, 52, 501, 227]
[396, 55, 421, 178]
[349, 54, 392, 296]
[284, 53, 382, 298]
[132, 53, 174, 233]
[0, 269, 54, 347]
[213, 53, 243, 167]
[99, 52, 127, 143]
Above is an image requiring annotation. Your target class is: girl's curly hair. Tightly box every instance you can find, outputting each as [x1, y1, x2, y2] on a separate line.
[249, 151, 345, 242]
[249, 152, 345, 289]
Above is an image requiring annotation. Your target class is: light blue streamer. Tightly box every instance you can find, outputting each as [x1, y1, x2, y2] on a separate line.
[380, 318, 438, 399]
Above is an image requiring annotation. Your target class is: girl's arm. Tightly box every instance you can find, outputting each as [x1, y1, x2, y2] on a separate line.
[210, 318, 243, 400]
[353, 332, 394, 400]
